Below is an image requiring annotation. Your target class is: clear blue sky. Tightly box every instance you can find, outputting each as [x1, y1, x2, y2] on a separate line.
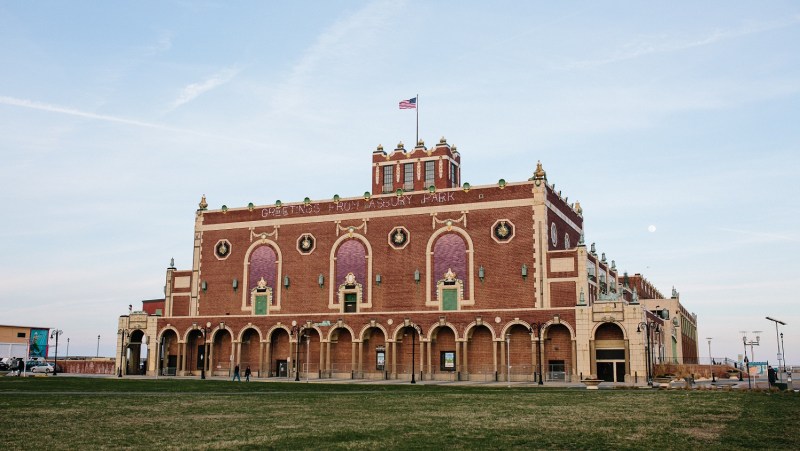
[1, 1, 798, 364]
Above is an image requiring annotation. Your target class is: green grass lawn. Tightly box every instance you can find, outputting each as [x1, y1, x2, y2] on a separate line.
[1, 377, 797, 450]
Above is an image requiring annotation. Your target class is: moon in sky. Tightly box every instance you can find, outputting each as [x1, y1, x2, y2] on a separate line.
[648, 225, 656, 233]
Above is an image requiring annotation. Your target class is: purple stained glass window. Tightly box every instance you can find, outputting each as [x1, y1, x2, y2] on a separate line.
[433, 233, 468, 299]
[249, 246, 277, 303]
[336, 239, 367, 287]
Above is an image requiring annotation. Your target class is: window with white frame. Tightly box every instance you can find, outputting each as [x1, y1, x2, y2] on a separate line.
[382, 165, 393, 193]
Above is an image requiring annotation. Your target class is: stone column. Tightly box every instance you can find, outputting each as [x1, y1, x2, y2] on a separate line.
[391, 341, 397, 378]
[426, 340, 432, 378]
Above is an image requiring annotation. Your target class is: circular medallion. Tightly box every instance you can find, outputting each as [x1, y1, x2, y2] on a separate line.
[550, 223, 558, 247]
[388, 227, 410, 249]
[215, 240, 232, 260]
[297, 234, 316, 255]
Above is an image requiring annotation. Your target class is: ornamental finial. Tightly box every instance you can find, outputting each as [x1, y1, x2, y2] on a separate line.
[198, 194, 208, 211]
[533, 161, 546, 180]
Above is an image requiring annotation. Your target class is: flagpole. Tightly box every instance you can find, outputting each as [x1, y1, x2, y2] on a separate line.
[416, 93, 419, 145]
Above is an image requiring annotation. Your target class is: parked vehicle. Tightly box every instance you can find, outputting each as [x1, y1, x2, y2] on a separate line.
[30, 362, 54, 373]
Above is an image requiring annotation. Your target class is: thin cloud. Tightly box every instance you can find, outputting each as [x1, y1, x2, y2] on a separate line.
[167, 67, 241, 111]
[0, 95, 265, 146]
[712, 227, 799, 243]
[565, 15, 800, 69]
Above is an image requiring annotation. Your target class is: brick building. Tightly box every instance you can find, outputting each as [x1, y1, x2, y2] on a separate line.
[117, 137, 698, 383]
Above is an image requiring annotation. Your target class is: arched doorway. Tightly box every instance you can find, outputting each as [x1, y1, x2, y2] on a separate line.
[211, 328, 232, 377]
[186, 329, 204, 376]
[329, 327, 353, 378]
[239, 328, 261, 377]
[159, 329, 180, 376]
[466, 324, 494, 381]
[361, 327, 386, 380]
[297, 328, 321, 380]
[543, 324, 572, 382]
[594, 323, 627, 382]
[269, 328, 290, 378]
[126, 330, 147, 375]
[395, 326, 421, 381]
[506, 324, 533, 382]
[429, 326, 457, 380]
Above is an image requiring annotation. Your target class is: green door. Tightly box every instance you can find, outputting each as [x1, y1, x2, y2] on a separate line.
[344, 293, 357, 313]
[255, 295, 268, 315]
[442, 289, 458, 311]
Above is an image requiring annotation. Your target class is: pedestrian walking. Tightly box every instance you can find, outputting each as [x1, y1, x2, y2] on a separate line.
[767, 365, 777, 387]
[233, 364, 241, 382]
[245, 365, 251, 382]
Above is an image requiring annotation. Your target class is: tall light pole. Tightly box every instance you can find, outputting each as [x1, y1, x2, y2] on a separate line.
[96, 335, 100, 358]
[50, 330, 63, 376]
[741, 331, 760, 387]
[765, 317, 786, 383]
[706, 337, 715, 382]
[404, 324, 419, 384]
[530, 321, 546, 385]
[637, 320, 660, 387]
[66, 338, 70, 360]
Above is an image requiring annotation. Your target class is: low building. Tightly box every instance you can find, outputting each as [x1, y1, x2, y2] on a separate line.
[117, 138, 699, 383]
[0, 324, 51, 359]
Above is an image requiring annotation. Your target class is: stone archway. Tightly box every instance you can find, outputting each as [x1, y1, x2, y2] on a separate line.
[268, 328, 291, 378]
[211, 328, 233, 377]
[126, 330, 147, 376]
[429, 325, 458, 380]
[505, 324, 533, 382]
[593, 322, 627, 383]
[185, 329, 204, 376]
[158, 328, 180, 376]
[328, 327, 354, 378]
[543, 324, 572, 381]
[394, 325, 422, 381]
[361, 326, 387, 380]
[239, 328, 261, 377]
[465, 324, 495, 381]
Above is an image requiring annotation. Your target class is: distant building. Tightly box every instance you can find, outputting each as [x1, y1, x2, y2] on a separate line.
[0, 324, 51, 359]
[118, 138, 699, 383]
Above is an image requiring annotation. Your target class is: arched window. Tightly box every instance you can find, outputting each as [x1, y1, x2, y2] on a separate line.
[432, 233, 468, 311]
[248, 245, 277, 314]
[335, 239, 367, 313]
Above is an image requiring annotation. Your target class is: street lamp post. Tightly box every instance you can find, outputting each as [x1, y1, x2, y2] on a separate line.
[637, 320, 661, 387]
[530, 321, 546, 385]
[96, 335, 100, 358]
[706, 337, 715, 383]
[292, 325, 305, 382]
[199, 322, 212, 380]
[50, 330, 63, 376]
[66, 338, 70, 361]
[117, 328, 128, 377]
[741, 332, 761, 389]
[765, 317, 786, 383]
[404, 324, 419, 384]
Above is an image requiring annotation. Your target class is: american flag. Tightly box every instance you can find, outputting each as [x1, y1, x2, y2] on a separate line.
[399, 97, 417, 109]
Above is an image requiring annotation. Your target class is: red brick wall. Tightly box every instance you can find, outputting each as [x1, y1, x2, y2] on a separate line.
[550, 281, 576, 307]
[544, 324, 572, 367]
[196, 186, 540, 316]
[467, 325, 494, 374]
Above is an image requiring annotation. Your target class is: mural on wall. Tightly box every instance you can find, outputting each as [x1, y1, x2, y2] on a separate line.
[29, 328, 48, 358]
